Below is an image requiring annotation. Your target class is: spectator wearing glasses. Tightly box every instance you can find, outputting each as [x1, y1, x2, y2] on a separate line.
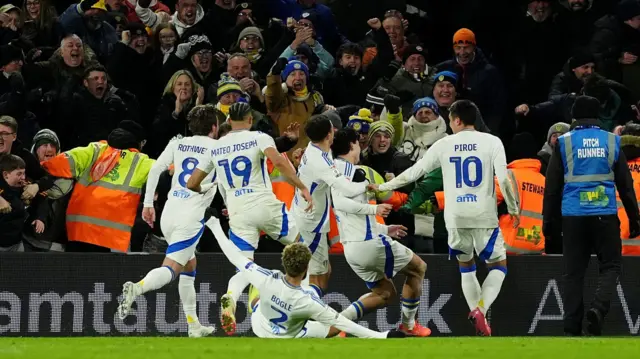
[0, 116, 52, 213]
[231, 24, 293, 79]
[20, 0, 63, 49]
[165, 34, 220, 93]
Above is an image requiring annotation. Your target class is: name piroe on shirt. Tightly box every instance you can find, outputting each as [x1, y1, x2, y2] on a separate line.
[454, 144, 478, 152]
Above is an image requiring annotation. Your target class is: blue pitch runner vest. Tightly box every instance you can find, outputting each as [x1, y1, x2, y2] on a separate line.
[558, 127, 620, 216]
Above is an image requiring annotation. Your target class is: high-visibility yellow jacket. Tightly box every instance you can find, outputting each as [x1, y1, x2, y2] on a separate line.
[43, 141, 154, 251]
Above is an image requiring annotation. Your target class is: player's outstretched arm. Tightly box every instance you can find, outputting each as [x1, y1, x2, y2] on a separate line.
[209, 217, 272, 290]
[186, 168, 209, 193]
[143, 142, 175, 207]
[492, 143, 519, 222]
[379, 147, 439, 192]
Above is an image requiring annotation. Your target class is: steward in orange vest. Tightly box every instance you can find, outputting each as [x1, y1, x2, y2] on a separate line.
[42, 122, 154, 252]
[617, 126, 640, 255]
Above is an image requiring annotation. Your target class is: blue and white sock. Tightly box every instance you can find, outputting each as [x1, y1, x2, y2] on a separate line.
[340, 300, 365, 321]
[401, 297, 420, 330]
[460, 264, 481, 311]
[138, 266, 174, 294]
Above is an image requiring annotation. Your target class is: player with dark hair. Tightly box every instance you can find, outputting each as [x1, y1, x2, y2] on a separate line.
[330, 128, 430, 336]
[292, 115, 370, 299]
[117, 105, 224, 338]
[187, 102, 312, 335]
[370, 99, 520, 336]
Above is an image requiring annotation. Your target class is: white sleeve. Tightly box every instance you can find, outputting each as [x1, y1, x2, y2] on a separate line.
[143, 142, 174, 207]
[331, 188, 377, 215]
[493, 140, 519, 215]
[379, 145, 440, 192]
[135, 3, 159, 28]
[309, 303, 386, 339]
[195, 154, 216, 173]
[315, 159, 367, 197]
[374, 222, 388, 235]
[210, 217, 273, 289]
[258, 133, 277, 153]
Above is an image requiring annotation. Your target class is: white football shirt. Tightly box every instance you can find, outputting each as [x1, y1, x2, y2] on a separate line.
[293, 143, 368, 233]
[143, 136, 218, 220]
[332, 158, 389, 242]
[197, 130, 278, 215]
[208, 218, 387, 339]
[379, 130, 519, 229]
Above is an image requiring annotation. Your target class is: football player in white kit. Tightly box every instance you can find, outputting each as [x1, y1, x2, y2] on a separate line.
[370, 100, 520, 336]
[292, 115, 370, 300]
[117, 105, 225, 337]
[205, 216, 406, 339]
[187, 102, 313, 335]
[330, 129, 431, 337]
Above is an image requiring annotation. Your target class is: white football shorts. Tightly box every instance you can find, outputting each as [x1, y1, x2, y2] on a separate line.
[228, 198, 298, 257]
[161, 209, 204, 266]
[447, 227, 506, 263]
[343, 235, 414, 289]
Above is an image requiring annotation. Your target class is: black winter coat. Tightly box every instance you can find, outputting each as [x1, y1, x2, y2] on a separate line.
[147, 94, 196, 158]
[10, 139, 52, 191]
[590, 15, 640, 82]
[322, 28, 394, 108]
[107, 43, 162, 127]
[0, 180, 27, 248]
[58, 87, 129, 150]
[436, 48, 507, 134]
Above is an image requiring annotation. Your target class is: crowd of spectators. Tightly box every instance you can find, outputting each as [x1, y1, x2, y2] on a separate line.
[1, 0, 640, 254]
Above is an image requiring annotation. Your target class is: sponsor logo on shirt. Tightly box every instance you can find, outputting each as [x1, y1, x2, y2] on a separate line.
[456, 194, 477, 203]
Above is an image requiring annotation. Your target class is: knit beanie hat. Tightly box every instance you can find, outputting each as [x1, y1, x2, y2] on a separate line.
[0, 44, 23, 68]
[402, 44, 427, 64]
[118, 120, 146, 142]
[547, 122, 570, 143]
[572, 96, 601, 120]
[617, 0, 640, 21]
[186, 34, 213, 57]
[434, 71, 458, 86]
[368, 121, 395, 145]
[217, 73, 243, 98]
[453, 28, 476, 46]
[281, 60, 310, 82]
[568, 51, 595, 70]
[30, 129, 60, 155]
[366, 86, 388, 107]
[238, 26, 264, 47]
[299, 10, 318, 27]
[125, 22, 148, 38]
[347, 109, 374, 134]
[412, 97, 439, 115]
[507, 132, 539, 163]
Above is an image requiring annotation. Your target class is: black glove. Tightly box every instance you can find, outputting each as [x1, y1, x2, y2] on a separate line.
[353, 168, 367, 183]
[383, 94, 401, 114]
[271, 58, 289, 76]
[386, 329, 407, 338]
[630, 219, 640, 239]
[80, 0, 100, 12]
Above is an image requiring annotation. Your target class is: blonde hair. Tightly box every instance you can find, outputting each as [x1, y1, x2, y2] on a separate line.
[163, 69, 200, 97]
[281, 243, 311, 277]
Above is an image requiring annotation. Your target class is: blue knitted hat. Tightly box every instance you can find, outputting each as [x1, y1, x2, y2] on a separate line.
[281, 60, 310, 83]
[412, 97, 439, 115]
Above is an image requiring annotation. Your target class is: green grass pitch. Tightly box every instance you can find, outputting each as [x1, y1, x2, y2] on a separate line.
[2, 338, 640, 359]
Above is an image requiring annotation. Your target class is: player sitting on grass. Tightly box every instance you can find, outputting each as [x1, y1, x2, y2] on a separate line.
[330, 128, 430, 337]
[206, 215, 406, 339]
